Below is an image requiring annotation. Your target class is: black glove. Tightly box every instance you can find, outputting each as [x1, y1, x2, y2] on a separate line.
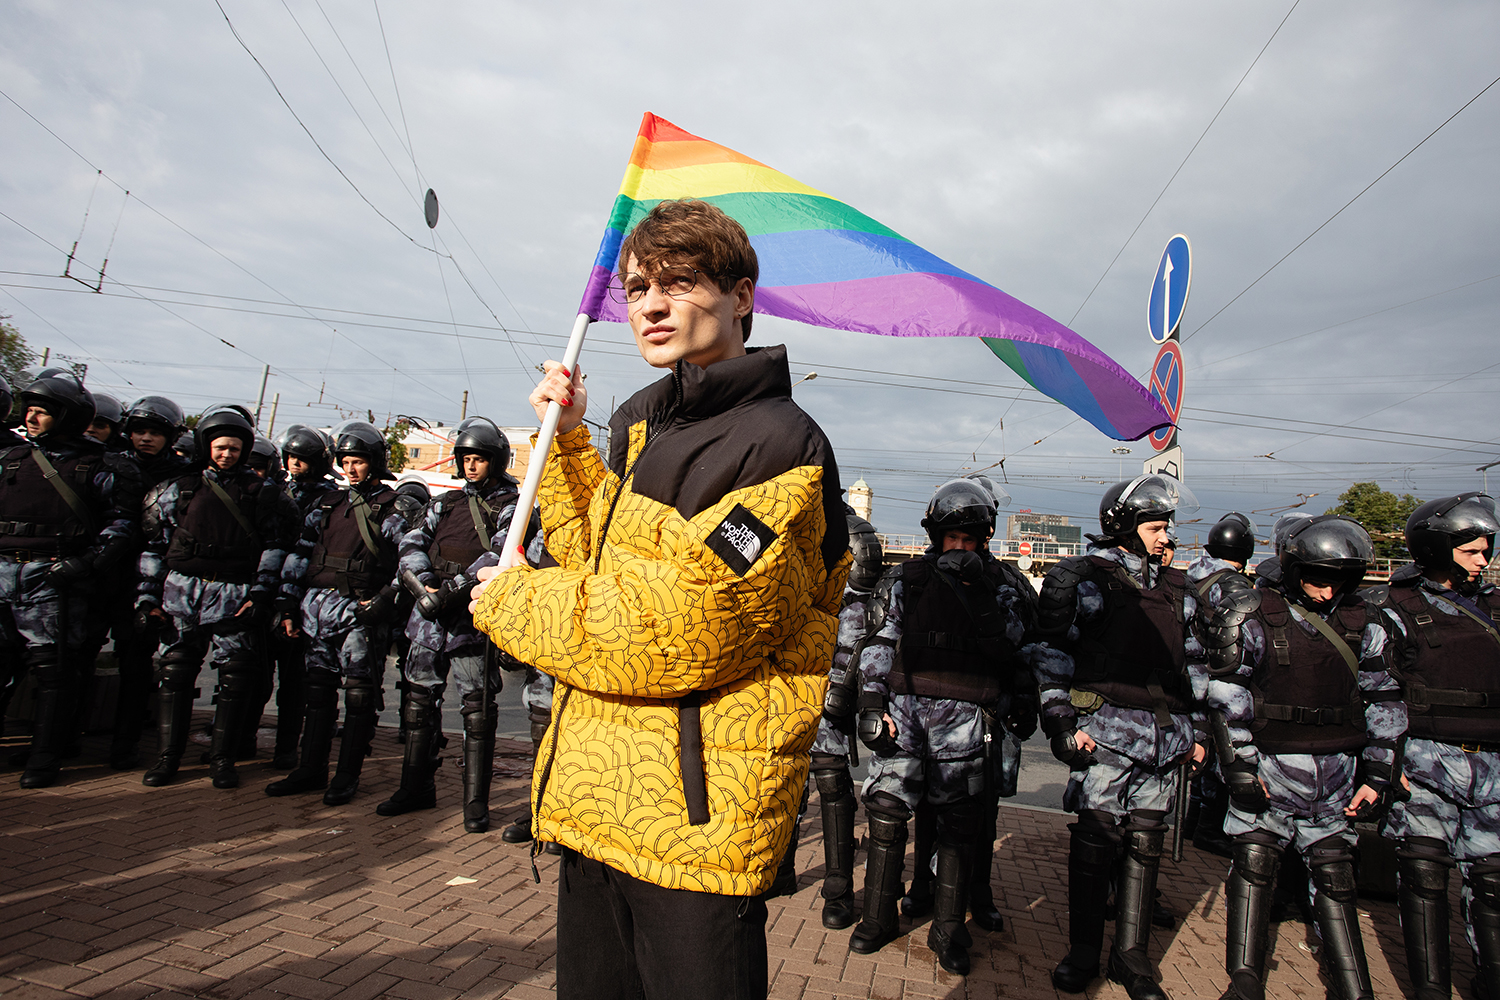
[439, 573, 475, 613]
[133, 603, 158, 633]
[1005, 689, 1039, 740]
[355, 588, 395, 627]
[857, 708, 899, 758]
[1050, 731, 1097, 771]
[48, 555, 92, 585]
[246, 596, 274, 629]
[1224, 760, 1269, 813]
[936, 549, 984, 585]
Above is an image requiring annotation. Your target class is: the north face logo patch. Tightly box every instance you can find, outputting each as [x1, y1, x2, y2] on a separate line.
[706, 504, 778, 576]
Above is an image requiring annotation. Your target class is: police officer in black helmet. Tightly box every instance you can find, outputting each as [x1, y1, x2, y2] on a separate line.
[136, 405, 299, 789]
[849, 478, 1033, 975]
[1202, 515, 1402, 1000]
[1368, 493, 1500, 1000]
[1030, 474, 1207, 1000]
[0, 370, 140, 787]
[268, 421, 412, 805]
[85, 393, 127, 451]
[107, 396, 192, 768]
[379, 416, 544, 833]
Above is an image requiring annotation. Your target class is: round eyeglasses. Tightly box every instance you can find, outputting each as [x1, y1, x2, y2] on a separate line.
[606, 265, 705, 305]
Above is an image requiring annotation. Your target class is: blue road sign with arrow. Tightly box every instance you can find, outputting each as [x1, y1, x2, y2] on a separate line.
[1148, 234, 1192, 343]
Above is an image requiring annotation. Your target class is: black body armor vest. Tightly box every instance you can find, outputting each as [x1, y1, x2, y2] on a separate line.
[306, 487, 398, 598]
[0, 445, 102, 556]
[163, 473, 265, 584]
[1071, 557, 1193, 718]
[427, 488, 508, 579]
[887, 556, 1015, 704]
[1248, 590, 1367, 754]
[1384, 583, 1500, 743]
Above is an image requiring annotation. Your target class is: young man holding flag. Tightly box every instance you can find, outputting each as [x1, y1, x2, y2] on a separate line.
[471, 199, 849, 999]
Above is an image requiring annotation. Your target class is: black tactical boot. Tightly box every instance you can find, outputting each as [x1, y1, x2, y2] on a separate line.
[271, 640, 304, 769]
[900, 797, 937, 918]
[815, 761, 858, 929]
[143, 662, 198, 787]
[968, 795, 1004, 931]
[1052, 816, 1117, 993]
[1107, 820, 1168, 1000]
[265, 672, 337, 796]
[1396, 838, 1453, 1000]
[1308, 837, 1374, 1000]
[1467, 857, 1500, 1000]
[20, 665, 66, 789]
[324, 682, 375, 806]
[927, 822, 974, 976]
[376, 687, 439, 816]
[849, 800, 908, 955]
[460, 699, 497, 833]
[1221, 838, 1280, 1000]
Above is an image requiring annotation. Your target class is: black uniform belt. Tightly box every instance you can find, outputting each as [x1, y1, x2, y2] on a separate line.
[1438, 739, 1500, 754]
[0, 551, 61, 564]
[433, 557, 467, 578]
[174, 539, 257, 560]
[1409, 687, 1500, 709]
[1260, 703, 1353, 726]
[0, 520, 84, 538]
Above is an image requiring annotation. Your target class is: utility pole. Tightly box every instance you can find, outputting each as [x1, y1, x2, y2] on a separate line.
[266, 393, 281, 437]
[460, 390, 468, 422]
[253, 364, 270, 427]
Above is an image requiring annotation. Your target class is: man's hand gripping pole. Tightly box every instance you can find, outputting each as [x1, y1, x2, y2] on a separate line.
[495, 314, 591, 572]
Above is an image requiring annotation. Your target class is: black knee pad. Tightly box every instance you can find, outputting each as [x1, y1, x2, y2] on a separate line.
[1470, 856, 1500, 912]
[1397, 836, 1454, 898]
[1070, 811, 1121, 875]
[936, 800, 980, 846]
[528, 706, 551, 744]
[1307, 836, 1358, 902]
[158, 648, 204, 691]
[217, 656, 260, 695]
[812, 757, 854, 800]
[1232, 839, 1282, 887]
[25, 646, 61, 689]
[344, 680, 377, 717]
[862, 791, 912, 841]
[1124, 808, 1169, 834]
[402, 685, 437, 729]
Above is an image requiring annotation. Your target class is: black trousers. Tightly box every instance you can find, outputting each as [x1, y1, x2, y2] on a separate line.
[556, 849, 768, 1000]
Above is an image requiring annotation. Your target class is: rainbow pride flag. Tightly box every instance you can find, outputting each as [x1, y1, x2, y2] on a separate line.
[579, 113, 1171, 441]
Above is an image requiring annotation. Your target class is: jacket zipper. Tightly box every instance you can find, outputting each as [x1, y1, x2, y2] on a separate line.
[529, 373, 681, 880]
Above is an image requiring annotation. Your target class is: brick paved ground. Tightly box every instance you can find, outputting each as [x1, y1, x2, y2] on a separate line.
[0, 717, 1478, 999]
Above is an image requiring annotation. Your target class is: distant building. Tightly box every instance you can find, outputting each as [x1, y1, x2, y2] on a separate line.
[998, 509, 1083, 558]
[399, 424, 538, 492]
[848, 478, 873, 522]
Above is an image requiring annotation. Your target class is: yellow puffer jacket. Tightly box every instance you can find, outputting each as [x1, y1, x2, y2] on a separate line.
[472, 347, 849, 896]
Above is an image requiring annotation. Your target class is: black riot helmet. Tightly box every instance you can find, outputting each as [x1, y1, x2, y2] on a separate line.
[1099, 474, 1197, 538]
[275, 423, 333, 478]
[174, 429, 196, 462]
[333, 420, 390, 479]
[965, 473, 1012, 512]
[393, 478, 431, 521]
[0, 372, 13, 428]
[845, 509, 885, 592]
[1206, 511, 1256, 564]
[451, 416, 513, 481]
[1406, 492, 1499, 582]
[921, 478, 998, 548]
[247, 435, 283, 480]
[1272, 512, 1313, 556]
[1279, 515, 1372, 601]
[92, 393, 124, 429]
[194, 405, 257, 469]
[19, 368, 96, 437]
[124, 395, 185, 437]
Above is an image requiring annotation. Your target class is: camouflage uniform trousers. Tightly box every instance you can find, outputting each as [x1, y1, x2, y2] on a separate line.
[1064, 743, 1178, 820]
[1385, 737, 1500, 958]
[159, 570, 261, 671]
[0, 561, 92, 710]
[1224, 751, 1358, 908]
[301, 588, 387, 682]
[521, 666, 554, 716]
[862, 695, 986, 810]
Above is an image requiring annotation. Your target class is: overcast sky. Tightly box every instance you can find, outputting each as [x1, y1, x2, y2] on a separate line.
[3, 1, 1497, 545]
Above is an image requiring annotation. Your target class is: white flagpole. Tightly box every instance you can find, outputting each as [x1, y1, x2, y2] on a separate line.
[497, 312, 592, 567]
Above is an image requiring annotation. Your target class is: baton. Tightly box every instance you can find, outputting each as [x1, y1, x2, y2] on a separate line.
[1172, 755, 1191, 863]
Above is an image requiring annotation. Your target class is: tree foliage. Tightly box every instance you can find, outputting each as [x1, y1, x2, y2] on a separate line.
[1326, 482, 1421, 560]
[0, 315, 37, 389]
[385, 420, 410, 473]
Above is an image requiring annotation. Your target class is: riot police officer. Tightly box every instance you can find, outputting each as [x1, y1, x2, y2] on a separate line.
[137, 405, 298, 789]
[1030, 474, 1205, 1000]
[259, 425, 341, 769]
[1202, 515, 1402, 1000]
[808, 507, 883, 929]
[0, 370, 138, 787]
[1185, 512, 1259, 857]
[85, 393, 127, 450]
[849, 479, 1032, 975]
[108, 396, 191, 768]
[377, 417, 539, 833]
[1368, 493, 1500, 1000]
[268, 421, 410, 806]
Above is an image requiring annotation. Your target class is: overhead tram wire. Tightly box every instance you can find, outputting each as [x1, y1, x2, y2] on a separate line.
[1067, 0, 1300, 327]
[1, 288, 138, 388]
[1183, 69, 1500, 343]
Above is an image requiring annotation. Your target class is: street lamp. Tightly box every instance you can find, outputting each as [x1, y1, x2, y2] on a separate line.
[1111, 446, 1131, 480]
[792, 371, 818, 389]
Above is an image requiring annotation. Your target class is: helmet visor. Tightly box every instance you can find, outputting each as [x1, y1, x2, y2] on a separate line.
[1117, 474, 1198, 523]
[1438, 493, 1500, 539]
